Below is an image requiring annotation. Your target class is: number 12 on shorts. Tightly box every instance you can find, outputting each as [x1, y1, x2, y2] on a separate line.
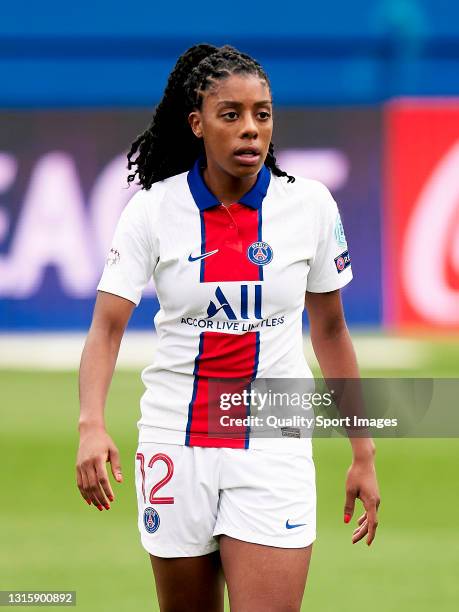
[136, 452, 175, 505]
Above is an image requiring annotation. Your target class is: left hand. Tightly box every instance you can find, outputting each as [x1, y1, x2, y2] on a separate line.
[343, 457, 380, 546]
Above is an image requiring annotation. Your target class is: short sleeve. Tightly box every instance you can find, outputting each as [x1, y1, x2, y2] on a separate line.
[306, 183, 353, 293]
[96, 189, 157, 306]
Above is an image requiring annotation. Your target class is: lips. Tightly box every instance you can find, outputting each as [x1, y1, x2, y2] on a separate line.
[234, 145, 261, 156]
[233, 145, 261, 166]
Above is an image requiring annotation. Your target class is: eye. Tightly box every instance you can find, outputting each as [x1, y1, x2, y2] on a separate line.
[222, 111, 238, 120]
[258, 111, 271, 120]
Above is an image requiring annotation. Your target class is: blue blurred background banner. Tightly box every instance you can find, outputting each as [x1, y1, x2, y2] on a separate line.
[1, 1, 459, 106]
[0, 108, 381, 330]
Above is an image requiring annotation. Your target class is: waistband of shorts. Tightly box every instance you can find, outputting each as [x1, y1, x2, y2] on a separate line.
[137, 425, 313, 453]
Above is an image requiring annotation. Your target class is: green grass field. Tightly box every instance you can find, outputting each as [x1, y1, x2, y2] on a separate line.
[1, 336, 459, 611]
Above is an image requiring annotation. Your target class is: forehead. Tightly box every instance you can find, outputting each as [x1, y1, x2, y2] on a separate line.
[203, 73, 271, 107]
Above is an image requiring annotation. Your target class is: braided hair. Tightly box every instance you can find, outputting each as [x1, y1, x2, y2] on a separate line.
[127, 43, 295, 189]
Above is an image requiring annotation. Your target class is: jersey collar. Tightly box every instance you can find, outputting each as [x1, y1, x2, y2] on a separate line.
[187, 156, 271, 211]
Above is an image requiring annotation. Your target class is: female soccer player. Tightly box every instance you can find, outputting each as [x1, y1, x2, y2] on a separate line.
[76, 43, 380, 611]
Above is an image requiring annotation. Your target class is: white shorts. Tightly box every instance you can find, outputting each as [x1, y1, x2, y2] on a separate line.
[134, 442, 316, 558]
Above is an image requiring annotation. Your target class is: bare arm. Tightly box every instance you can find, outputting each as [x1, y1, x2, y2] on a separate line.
[79, 291, 135, 429]
[305, 289, 374, 456]
[76, 291, 135, 510]
[305, 289, 380, 545]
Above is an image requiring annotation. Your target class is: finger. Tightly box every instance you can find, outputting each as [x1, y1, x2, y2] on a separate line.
[358, 512, 367, 526]
[352, 522, 369, 544]
[76, 466, 91, 505]
[109, 446, 123, 483]
[344, 487, 357, 523]
[95, 461, 113, 506]
[353, 519, 367, 535]
[84, 464, 106, 510]
[365, 499, 379, 546]
[81, 468, 98, 508]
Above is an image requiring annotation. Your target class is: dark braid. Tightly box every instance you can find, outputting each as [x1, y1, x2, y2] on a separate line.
[127, 43, 295, 189]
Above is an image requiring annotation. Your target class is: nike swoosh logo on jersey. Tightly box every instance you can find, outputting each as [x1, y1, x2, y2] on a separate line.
[188, 249, 219, 262]
[285, 519, 306, 529]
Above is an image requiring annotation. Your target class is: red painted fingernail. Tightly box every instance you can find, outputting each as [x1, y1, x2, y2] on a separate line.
[344, 513, 351, 523]
[86, 499, 91, 505]
[104, 504, 110, 510]
[97, 504, 103, 511]
[108, 495, 114, 502]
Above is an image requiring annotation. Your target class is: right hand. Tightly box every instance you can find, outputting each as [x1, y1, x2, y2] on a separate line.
[76, 426, 123, 511]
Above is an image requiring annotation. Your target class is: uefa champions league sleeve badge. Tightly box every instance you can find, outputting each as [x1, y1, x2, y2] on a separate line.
[334, 250, 351, 273]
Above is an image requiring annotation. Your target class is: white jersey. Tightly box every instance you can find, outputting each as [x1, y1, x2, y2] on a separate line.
[97, 158, 353, 449]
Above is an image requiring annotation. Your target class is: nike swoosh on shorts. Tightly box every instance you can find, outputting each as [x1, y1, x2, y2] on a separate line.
[285, 519, 307, 529]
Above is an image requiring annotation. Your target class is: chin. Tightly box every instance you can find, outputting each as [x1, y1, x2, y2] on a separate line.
[230, 160, 264, 178]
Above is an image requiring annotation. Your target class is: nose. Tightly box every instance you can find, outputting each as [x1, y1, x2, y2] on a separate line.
[240, 111, 258, 139]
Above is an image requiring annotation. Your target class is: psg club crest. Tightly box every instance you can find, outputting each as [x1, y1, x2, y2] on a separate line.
[143, 507, 160, 534]
[247, 241, 273, 266]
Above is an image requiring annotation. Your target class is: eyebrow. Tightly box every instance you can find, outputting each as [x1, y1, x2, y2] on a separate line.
[216, 99, 272, 107]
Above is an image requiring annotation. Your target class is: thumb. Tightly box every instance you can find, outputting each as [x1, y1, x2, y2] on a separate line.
[344, 489, 356, 523]
[109, 446, 123, 482]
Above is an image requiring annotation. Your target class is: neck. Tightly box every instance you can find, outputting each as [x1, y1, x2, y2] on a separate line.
[202, 159, 258, 206]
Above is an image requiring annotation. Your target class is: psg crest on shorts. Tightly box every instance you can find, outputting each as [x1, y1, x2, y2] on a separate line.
[143, 507, 160, 534]
[247, 241, 273, 266]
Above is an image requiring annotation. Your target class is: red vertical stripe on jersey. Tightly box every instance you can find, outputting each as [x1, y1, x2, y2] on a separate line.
[201, 205, 260, 282]
[187, 330, 258, 447]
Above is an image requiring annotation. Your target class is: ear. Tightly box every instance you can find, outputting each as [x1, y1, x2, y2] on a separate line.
[188, 111, 203, 139]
